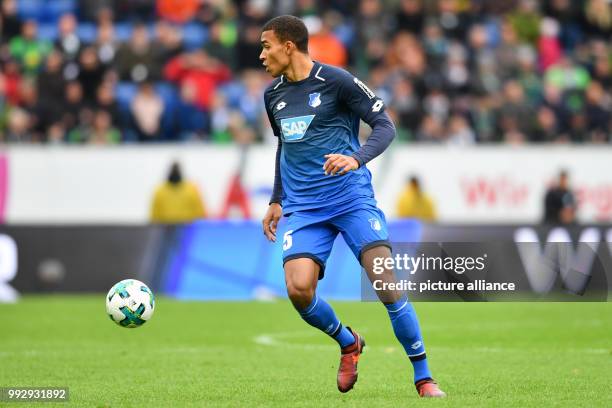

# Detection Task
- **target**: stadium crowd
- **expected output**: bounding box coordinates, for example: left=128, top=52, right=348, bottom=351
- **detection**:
left=0, top=0, right=610, bottom=144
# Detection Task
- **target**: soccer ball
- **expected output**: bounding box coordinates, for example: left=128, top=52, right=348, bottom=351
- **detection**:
left=106, top=279, right=155, bottom=328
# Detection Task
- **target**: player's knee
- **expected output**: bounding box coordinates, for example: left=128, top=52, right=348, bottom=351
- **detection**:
left=284, top=258, right=319, bottom=309
left=286, top=280, right=314, bottom=309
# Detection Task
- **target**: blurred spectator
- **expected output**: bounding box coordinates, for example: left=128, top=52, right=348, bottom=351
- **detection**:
left=204, top=20, right=238, bottom=71
left=308, top=12, right=347, bottom=68
left=497, top=80, right=533, bottom=139
left=391, top=76, right=421, bottom=139
left=68, top=109, right=120, bottom=144
left=446, top=114, right=475, bottom=145
left=94, top=20, right=118, bottom=68
left=115, top=24, right=158, bottom=82
left=37, top=51, right=65, bottom=105
left=396, top=176, right=437, bottom=221
left=114, top=0, right=155, bottom=22
left=516, top=46, right=542, bottom=105
left=77, top=46, right=106, bottom=103
left=423, top=88, right=450, bottom=123
left=164, top=50, right=231, bottom=111
left=542, top=0, right=583, bottom=49
left=568, top=112, right=589, bottom=142
left=295, top=0, right=318, bottom=18
left=395, top=0, right=425, bottom=35
left=156, top=0, right=199, bottom=24
left=150, top=161, right=206, bottom=223
left=152, top=21, right=184, bottom=66
left=543, top=170, right=577, bottom=224
left=1, top=0, right=21, bottom=39
left=56, top=14, right=81, bottom=62
left=236, top=70, right=265, bottom=128
left=2, top=58, right=21, bottom=105
left=176, top=79, right=208, bottom=140
left=583, top=0, right=612, bottom=39
left=422, top=22, right=448, bottom=72
left=508, top=0, right=541, bottom=44
left=130, top=81, right=164, bottom=141
left=95, top=82, right=121, bottom=126
left=591, top=56, right=611, bottom=90
left=416, top=114, right=445, bottom=143
left=434, top=0, right=470, bottom=40
left=210, top=91, right=232, bottom=143
left=79, top=1, right=114, bottom=22
left=0, top=0, right=609, bottom=145
left=46, top=122, right=67, bottom=144
left=386, top=31, right=426, bottom=78
left=494, top=20, right=522, bottom=81
left=237, top=0, right=270, bottom=71
left=9, top=20, right=51, bottom=75
left=356, top=0, right=392, bottom=69
left=470, top=96, right=496, bottom=142
left=544, top=56, right=590, bottom=92
left=584, top=81, right=611, bottom=142
left=533, top=106, right=563, bottom=142
left=18, top=79, right=42, bottom=137
left=538, top=17, right=563, bottom=71
left=61, top=81, right=88, bottom=133
left=36, top=51, right=65, bottom=132
left=5, top=106, right=31, bottom=142
left=444, top=43, right=470, bottom=95
left=227, top=110, right=256, bottom=145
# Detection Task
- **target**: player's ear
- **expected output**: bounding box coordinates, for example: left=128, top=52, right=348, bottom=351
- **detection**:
left=283, top=41, right=294, bottom=55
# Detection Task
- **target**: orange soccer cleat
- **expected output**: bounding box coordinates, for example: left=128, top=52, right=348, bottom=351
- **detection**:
left=415, top=378, right=447, bottom=398
left=337, top=327, right=366, bottom=393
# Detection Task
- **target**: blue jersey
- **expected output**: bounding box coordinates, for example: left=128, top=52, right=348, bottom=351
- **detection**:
left=264, top=61, right=387, bottom=214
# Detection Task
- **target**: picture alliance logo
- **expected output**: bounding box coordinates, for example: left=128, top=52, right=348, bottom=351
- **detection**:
left=514, top=227, right=612, bottom=295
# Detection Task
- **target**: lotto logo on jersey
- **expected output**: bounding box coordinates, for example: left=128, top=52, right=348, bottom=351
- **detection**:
left=280, top=115, right=315, bottom=142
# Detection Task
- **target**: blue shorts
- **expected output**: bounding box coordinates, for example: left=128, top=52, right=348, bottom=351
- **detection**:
left=282, top=201, right=391, bottom=279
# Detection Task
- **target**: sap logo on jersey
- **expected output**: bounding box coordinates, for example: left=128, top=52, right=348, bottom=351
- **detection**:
left=280, top=115, right=315, bottom=142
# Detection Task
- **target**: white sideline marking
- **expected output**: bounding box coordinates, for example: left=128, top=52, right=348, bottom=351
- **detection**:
left=251, top=332, right=610, bottom=355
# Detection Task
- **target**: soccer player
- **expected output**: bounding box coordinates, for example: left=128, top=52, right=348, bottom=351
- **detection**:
left=260, top=15, right=445, bottom=398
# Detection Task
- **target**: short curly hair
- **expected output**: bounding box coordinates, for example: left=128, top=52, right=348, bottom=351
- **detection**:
left=261, top=15, right=309, bottom=53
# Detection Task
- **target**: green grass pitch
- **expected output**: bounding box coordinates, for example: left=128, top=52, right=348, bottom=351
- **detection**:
left=0, top=296, right=610, bottom=407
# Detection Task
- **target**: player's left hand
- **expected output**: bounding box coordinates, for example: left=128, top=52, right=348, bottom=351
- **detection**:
left=323, top=154, right=360, bottom=176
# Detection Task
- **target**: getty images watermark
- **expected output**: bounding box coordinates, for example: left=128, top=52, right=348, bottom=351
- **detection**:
left=361, top=242, right=610, bottom=302
left=370, top=252, right=516, bottom=292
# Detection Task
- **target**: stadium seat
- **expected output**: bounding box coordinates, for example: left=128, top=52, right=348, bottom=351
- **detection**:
left=181, top=23, right=208, bottom=50
left=154, top=82, right=179, bottom=108
left=154, top=82, right=181, bottom=140
left=115, top=82, right=138, bottom=110
left=219, top=81, right=245, bottom=109
left=76, top=23, right=97, bottom=44
left=43, top=0, right=77, bottom=23
left=17, top=0, right=43, bottom=21
left=114, top=23, right=134, bottom=42
left=333, top=24, right=355, bottom=48
left=37, top=23, right=58, bottom=41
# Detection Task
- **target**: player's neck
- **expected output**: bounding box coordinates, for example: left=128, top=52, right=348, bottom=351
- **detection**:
left=283, top=56, right=314, bottom=82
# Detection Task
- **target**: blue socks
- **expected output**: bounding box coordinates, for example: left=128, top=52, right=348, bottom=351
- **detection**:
left=385, top=297, right=432, bottom=383
left=298, top=294, right=355, bottom=348
left=297, top=293, right=432, bottom=383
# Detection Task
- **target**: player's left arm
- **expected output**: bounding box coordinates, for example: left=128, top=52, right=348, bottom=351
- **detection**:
left=323, top=72, right=396, bottom=176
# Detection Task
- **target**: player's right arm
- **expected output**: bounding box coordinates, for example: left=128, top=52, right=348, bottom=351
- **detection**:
left=262, top=92, right=283, bottom=242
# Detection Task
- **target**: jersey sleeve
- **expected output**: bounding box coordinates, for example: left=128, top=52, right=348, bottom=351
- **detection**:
left=264, top=92, right=281, bottom=137
left=337, top=70, right=386, bottom=126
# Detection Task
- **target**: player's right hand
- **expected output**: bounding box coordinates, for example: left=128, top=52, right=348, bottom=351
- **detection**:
left=262, top=203, right=282, bottom=242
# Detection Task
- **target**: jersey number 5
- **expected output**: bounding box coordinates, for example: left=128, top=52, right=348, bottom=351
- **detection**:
left=283, top=230, right=294, bottom=251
